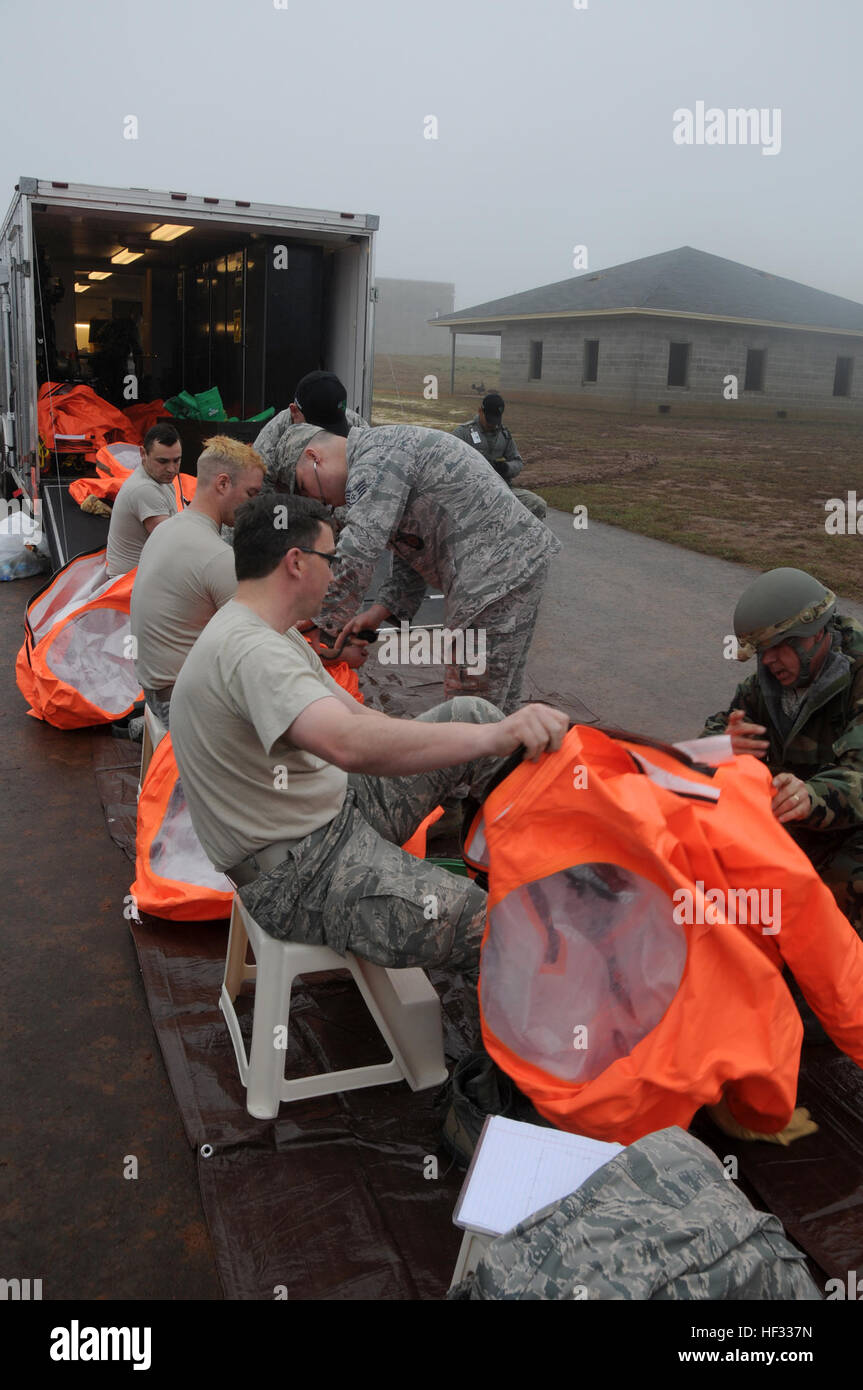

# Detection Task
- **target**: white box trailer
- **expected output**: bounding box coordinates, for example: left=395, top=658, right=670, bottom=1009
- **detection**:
left=0, top=177, right=378, bottom=566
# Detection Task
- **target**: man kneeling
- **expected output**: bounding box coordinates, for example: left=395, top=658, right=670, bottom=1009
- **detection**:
left=170, top=494, right=567, bottom=970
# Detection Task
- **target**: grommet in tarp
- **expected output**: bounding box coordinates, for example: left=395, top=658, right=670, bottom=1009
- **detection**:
left=200, top=1143, right=214, bottom=1158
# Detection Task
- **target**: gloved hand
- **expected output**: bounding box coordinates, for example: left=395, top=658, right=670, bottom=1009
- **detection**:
left=81, top=495, right=113, bottom=518
left=707, top=1096, right=818, bottom=1145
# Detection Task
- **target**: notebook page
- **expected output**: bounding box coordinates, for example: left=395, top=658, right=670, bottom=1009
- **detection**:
left=454, top=1115, right=623, bottom=1236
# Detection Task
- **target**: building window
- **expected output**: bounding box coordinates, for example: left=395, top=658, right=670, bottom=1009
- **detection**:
left=529, top=340, right=543, bottom=380
left=833, top=356, right=854, bottom=397
left=744, top=348, right=766, bottom=392
left=583, top=339, right=599, bottom=383
left=667, top=342, right=690, bottom=388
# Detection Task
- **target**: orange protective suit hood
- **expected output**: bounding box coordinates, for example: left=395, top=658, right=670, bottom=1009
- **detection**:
left=470, top=725, right=863, bottom=1145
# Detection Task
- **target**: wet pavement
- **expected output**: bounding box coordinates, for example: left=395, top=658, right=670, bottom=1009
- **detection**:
left=0, top=573, right=222, bottom=1300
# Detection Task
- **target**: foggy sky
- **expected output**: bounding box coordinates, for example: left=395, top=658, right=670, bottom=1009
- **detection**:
left=2, top=0, right=860, bottom=313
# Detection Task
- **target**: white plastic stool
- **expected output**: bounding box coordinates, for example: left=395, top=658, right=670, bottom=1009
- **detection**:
left=220, top=892, right=449, bottom=1119
left=139, top=704, right=167, bottom=790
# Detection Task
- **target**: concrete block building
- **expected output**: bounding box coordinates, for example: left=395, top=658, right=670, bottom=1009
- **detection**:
left=432, top=247, right=863, bottom=416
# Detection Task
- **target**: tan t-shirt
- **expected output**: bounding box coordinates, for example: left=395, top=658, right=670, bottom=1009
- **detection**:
left=106, top=463, right=177, bottom=577
left=130, top=509, right=237, bottom=689
left=170, top=601, right=349, bottom=871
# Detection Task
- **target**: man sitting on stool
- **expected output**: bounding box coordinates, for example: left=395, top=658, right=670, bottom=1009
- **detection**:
left=170, top=493, right=568, bottom=972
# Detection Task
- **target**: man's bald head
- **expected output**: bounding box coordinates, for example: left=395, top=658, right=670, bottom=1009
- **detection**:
left=293, top=431, right=349, bottom=507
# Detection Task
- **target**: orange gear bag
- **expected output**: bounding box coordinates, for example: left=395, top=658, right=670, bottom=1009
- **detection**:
left=474, top=725, right=863, bottom=1145
left=132, top=733, right=234, bottom=921
left=69, top=475, right=124, bottom=507
left=15, top=549, right=143, bottom=728
left=313, top=654, right=364, bottom=705
left=68, top=442, right=140, bottom=506
left=38, top=382, right=134, bottom=462
left=122, top=399, right=169, bottom=443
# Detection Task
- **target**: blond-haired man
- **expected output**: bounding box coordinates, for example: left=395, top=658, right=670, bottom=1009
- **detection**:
left=130, top=436, right=265, bottom=725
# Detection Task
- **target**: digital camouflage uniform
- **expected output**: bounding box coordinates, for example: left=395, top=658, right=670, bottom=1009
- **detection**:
left=237, top=696, right=504, bottom=967
left=142, top=688, right=172, bottom=729
left=314, top=425, right=560, bottom=714
left=703, top=614, right=863, bottom=932
left=253, top=408, right=368, bottom=491
left=452, top=415, right=547, bottom=521
left=448, top=1126, right=820, bottom=1301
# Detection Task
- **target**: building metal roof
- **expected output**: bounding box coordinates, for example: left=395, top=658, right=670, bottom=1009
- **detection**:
left=434, top=247, right=863, bottom=336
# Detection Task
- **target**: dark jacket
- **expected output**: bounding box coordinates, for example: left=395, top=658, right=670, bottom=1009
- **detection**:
left=703, top=615, right=863, bottom=831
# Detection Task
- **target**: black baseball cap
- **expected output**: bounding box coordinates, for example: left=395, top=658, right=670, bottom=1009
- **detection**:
left=294, top=371, right=350, bottom=437
left=481, top=392, right=505, bottom=423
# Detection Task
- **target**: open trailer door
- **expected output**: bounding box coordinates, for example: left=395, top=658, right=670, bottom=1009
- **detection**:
left=0, top=179, right=39, bottom=502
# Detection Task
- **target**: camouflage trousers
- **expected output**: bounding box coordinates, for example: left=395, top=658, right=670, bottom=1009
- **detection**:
left=143, top=688, right=172, bottom=729
left=512, top=487, right=547, bottom=521
left=791, top=824, right=863, bottom=936
left=448, top=1126, right=821, bottom=1301
left=237, top=696, right=505, bottom=966
left=444, top=559, right=550, bottom=716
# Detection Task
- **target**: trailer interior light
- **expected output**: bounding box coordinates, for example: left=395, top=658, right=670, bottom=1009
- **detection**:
left=111, top=248, right=144, bottom=265
left=74, top=282, right=91, bottom=293
left=150, top=224, right=193, bottom=241
left=88, top=271, right=112, bottom=280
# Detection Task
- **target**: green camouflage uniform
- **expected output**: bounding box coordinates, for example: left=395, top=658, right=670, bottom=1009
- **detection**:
left=237, top=696, right=503, bottom=966
left=254, top=408, right=368, bottom=490
left=703, top=614, right=863, bottom=930
left=448, top=1126, right=820, bottom=1301
left=452, top=415, right=547, bottom=520
left=314, top=424, right=560, bottom=714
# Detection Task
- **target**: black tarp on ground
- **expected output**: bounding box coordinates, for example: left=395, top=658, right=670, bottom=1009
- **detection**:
left=90, top=657, right=863, bottom=1297
left=129, top=915, right=477, bottom=1300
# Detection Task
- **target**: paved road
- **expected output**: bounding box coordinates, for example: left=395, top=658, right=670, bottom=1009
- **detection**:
left=528, top=509, right=863, bottom=742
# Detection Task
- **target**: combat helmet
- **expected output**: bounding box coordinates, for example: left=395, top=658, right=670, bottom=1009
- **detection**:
left=733, top=568, right=836, bottom=662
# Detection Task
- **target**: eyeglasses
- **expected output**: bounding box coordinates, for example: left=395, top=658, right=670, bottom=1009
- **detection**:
left=297, top=547, right=341, bottom=570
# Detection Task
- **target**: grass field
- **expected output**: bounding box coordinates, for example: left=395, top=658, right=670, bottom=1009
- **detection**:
left=372, top=354, right=863, bottom=600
